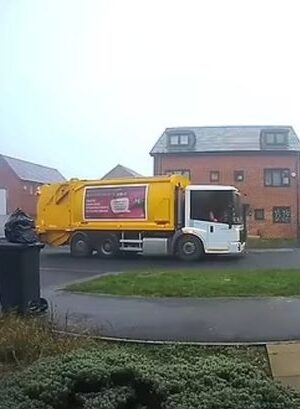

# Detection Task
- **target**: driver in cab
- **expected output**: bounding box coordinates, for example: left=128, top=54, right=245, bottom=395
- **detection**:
left=208, top=210, right=219, bottom=222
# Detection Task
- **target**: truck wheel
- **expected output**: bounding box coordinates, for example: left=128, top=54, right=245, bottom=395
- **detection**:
left=97, top=235, right=119, bottom=258
left=177, top=235, right=204, bottom=261
left=70, top=233, right=92, bottom=257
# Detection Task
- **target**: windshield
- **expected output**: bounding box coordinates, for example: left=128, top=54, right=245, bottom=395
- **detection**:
left=190, top=189, right=242, bottom=225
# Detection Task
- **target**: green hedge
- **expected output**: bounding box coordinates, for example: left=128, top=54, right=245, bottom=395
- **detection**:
left=1, top=348, right=299, bottom=409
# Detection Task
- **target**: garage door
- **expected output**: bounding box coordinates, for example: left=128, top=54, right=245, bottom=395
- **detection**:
left=0, top=189, right=7, bottom=215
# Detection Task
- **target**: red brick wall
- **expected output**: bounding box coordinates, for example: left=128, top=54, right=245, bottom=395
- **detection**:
left=19, top=181, right=41, bottom=217
left=0, top=157, right=39, bottom=217
left=154, top=153, right=300, bottom=239
left=0, top=157, right=21, bottom=214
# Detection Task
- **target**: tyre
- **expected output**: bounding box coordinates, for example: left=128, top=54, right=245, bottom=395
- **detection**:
left=97, top=235, right=119, bottom=258
left=70, top=233, right=92, bottom=257
left=176, top=234, right=204, bottom=261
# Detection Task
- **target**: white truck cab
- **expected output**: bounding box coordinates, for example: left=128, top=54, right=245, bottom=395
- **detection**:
left=178, top=185, right=245, bottom=258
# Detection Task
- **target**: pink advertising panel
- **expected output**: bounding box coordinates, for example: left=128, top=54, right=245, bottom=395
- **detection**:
left=84, top=185, right=147, bottom=220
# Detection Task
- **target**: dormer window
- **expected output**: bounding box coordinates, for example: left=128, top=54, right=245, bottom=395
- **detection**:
left=265, top=133, right=287, bottom=145
left=169, top=134, right=189, bottom=146
left=167, top=131, right=195, bottom=149
left=169, top=135, right=179, bottom=145
left=261, top=129, right=288, bottom=148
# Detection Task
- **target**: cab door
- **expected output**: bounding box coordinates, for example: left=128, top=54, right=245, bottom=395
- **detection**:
left=185, top=188, right=231, bottom=252
left=207, top=221, right=231, bottom=251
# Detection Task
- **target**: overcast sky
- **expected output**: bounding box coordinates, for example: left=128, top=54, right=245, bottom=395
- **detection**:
left=0, top=0, right=300, bottom=179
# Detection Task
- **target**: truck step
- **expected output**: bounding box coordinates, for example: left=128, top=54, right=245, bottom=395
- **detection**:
left=120, top=247, right=142, bottom=252
left=120, top=239, right=143, bottom=244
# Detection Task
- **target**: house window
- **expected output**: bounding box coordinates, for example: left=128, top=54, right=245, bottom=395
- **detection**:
left=273, top=207, right=291, bottom=223
left=234, top=170, right=244, bottom=182
left=164, top=169, right=191, bottom=179
left=264, top=169, right=290, bottom=187
left=210, top=171, right=220, bottom=182
left=169, top=135, right=179, bottom=145
left=178, top=134, right=189, bottom=145
left=168, top=134, right=190, bottom=146
left=254, top=209, right=264, bottom=220
left=261, top=130, right=288, bottom=146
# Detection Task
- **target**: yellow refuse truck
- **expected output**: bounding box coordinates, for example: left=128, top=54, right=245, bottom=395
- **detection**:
left=37, top=175, right=245, bottom=260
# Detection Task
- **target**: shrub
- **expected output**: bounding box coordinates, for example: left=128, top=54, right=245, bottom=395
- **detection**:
left=1, top=348, right=299, bottom=409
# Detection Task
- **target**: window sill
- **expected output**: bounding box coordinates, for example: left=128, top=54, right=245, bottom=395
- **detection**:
left=264, top=185, right=291, bottom=188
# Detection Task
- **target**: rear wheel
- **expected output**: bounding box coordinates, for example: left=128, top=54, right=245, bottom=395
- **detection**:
left=97, top=235, right=119, bottom=258
left=177, top=235, right=204, bottom=261
left=70, top=233, right=92, bottom=257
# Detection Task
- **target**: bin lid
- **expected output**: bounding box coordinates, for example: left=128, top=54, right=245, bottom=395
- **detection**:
left=0, top=239, right=45, bottom=249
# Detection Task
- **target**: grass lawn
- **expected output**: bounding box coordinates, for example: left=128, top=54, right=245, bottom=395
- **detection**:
left=66, top=269, right=300, bottom=298
left=247, top=238, right=299, bottom=249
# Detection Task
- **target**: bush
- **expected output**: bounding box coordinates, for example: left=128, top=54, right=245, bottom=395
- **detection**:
left=1, top=348, right=299, bottom=409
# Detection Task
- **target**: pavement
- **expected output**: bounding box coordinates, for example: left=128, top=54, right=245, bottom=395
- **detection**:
left=38, top=246, right=300, bottom=343
left=44, top=290, right=300, bottom=342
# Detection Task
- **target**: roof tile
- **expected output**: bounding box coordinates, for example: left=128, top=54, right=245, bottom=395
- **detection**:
left=150, top=126, right=300, bottom=154
left=1, top=155, right=65, bottom=184
left=101, top=164, right=142, bottom=180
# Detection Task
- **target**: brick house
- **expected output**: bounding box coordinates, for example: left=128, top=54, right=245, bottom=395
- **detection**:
left=0, top=154, right=65, bottom=218
left=150, top=126, right=300, bottom=239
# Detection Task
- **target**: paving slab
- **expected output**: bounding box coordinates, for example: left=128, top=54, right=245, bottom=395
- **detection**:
left=267, top=343, right=300, bottom=390
left=276, top=376, right=300, bottom=390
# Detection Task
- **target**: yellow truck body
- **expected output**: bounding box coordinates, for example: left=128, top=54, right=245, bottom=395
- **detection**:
left=37, top=175, right=190, bottom=246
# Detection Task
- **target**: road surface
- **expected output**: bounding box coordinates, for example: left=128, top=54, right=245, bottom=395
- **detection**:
left=40, top=246, right=300, bottom=288
left=37, top=247, right=300, bottom=342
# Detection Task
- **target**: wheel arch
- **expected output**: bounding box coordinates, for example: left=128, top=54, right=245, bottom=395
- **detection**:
left=171, top=229, right=206, bottom=255
left=70, top=231, right=93, bottom=257
left=96, top=232, right=120, bottom=258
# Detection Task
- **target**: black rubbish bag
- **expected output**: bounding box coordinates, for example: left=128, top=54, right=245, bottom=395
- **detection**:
left=4, top=209, right=39, bottom=244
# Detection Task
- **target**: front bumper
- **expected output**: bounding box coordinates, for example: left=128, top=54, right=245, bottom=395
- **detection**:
left=229, top=241, right=246, bottom=254
left=205, top=241, right=246, bottom=255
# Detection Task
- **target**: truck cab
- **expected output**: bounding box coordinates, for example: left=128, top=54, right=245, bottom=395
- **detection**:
left=173, top=185, right=245, bottom=260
